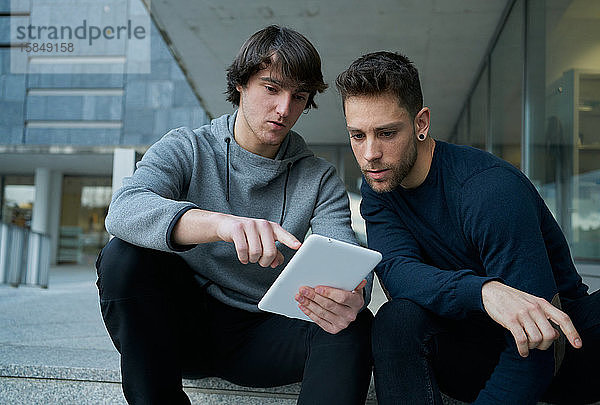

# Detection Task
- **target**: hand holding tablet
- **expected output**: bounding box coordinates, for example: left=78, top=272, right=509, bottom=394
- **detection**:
left=258, top=234, right=382, bottom=323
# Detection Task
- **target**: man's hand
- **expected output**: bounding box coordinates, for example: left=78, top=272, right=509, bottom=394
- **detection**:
left=295, top=279, right=367, bottom=334
left=173, top=209, right=301, bottom=267
left=215, top=214, right=301, bottom=268
left=481, top=281, right=582, bottom=357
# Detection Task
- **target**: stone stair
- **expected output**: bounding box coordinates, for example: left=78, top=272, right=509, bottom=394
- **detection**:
left=0, top=363, right=379, bottom=404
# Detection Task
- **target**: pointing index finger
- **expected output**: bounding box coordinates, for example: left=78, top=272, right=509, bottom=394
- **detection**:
left=546, top=305, right=582, bottom=349
left=271, top=224, right=301, bottom=250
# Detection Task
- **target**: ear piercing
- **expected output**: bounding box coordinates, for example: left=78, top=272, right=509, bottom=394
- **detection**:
left=418, top=133, right=426, bottom=141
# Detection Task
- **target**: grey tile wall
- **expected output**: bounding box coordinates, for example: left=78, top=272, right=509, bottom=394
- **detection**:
left=24, top=128, right=70, bottom=145
left=25, top=128, right=121, bottom=145
left=26, top=95, right=123, bottom=121
left=1, top=1, right=30, bottom=14
left=0, top=101, right=24, bottom=126
left=0, top=49, right=26, bottom=145
left=0, top=0, right=209, bottom=148
left=0, top=16, right=10, bottom=44
left=119, top=21, right=209, bottom=145
left=27, top=74, right=125, bottom=88
left=3, top=75, right=25, bottom=101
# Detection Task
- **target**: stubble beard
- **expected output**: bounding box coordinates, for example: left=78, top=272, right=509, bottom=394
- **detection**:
left=363, top=134, right=418, bottom=193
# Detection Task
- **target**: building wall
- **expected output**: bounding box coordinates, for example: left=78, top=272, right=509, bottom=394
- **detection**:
left=0, top=2, right=209, bottom=147
left=0, top=0, right=210, bottom=265
left=451, top=0, right=600, bottom=264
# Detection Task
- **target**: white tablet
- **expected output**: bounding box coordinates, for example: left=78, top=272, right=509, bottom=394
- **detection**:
left=258, top=234, right=382, bottom=321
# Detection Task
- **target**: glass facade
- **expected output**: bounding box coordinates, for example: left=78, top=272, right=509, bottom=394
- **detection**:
left=1, top=175, right=35, bottom=228
left=58, top=176, right=112, bottom=265
left=454, top=0, right=600, bottom=261
left=490, top=0, right=524, bottom=168
left=0, top=0, right=210, bottom=265
left=469, top=66, right=489, bottom=151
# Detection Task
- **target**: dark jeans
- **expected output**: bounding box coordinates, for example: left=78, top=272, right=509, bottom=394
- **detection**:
left=372, top=294, right=600, bottom=405
left=96, top=238, right=373, bottom=405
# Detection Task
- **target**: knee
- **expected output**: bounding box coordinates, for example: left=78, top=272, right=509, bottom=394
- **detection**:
left=372, top=299, right=432, bottom=351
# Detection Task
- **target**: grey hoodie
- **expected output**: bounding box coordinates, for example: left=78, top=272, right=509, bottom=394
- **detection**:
left=106, top=112, right=372, bottom=312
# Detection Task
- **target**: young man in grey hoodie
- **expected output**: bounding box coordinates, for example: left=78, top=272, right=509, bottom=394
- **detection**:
left=96, top=25, right=373, bottom=405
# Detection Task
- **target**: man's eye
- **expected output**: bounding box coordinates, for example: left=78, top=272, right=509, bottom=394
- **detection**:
left=381, top=131, right=395, bottom=138
left=265, top=86, right=277, bottom=92
left=294, top=94, right=307, bottom=101
left=350, top=133, right=365, bottom=140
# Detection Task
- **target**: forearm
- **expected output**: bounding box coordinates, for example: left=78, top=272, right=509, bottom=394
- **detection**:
left=171, top=208, right=227, bottom=245
left=377, top=259, right=496, bottom=319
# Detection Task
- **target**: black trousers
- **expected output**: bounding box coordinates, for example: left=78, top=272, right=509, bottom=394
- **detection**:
left=96, top=238, right=373, bottom=405
left=372, top=294, right=600, bottom=405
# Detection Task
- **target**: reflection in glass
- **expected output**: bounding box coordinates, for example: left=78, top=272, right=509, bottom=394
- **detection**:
left=469, top=66, right=488, bottom=151
left=59, top=176, right=111, bottom=264
left=1, top=176, right=35, bottom=229
left=490, top=0, right=523, bottom=169
left=542, top=0, right=600, bottom=260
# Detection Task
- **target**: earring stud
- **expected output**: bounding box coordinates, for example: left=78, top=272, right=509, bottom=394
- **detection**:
left=418, top=133, right=426, bottom=141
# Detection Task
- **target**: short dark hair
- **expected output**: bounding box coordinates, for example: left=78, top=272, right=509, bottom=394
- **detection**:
left=226, top=25, right=328, bottom=109
left=335, top=51, right=423, bottom=118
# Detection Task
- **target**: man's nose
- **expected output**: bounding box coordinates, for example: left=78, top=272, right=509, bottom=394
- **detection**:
left=276, top=94, right=292, bottom=118
left=364, top=138, right=383, bottom=161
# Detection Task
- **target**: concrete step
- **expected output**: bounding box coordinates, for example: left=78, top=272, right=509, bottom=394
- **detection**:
left=0, top=364, right=376, bottom=404
left=0, top=377, right=300, bottom=405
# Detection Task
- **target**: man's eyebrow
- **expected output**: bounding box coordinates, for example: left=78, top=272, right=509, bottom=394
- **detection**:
left=260, top=77, right=283, bottom=86
left=375, top=122, right=404, bottom=131
left=260, top=77, right=309, bottom=93
left=347, top=122, right=404, bottom=132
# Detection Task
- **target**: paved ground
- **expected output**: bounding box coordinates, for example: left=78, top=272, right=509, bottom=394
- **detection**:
left=0, top=264, right=386, bottom=404
left=1, top=263, right=598, bottom=404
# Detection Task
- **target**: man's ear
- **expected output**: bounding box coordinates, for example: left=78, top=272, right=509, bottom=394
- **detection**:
left=414, top=107, right=431, bottom=137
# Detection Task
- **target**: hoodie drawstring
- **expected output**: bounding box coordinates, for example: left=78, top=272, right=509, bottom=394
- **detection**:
left=225, top=137, right=231, bottom=202
left=279, top=162, right=292, bottom=225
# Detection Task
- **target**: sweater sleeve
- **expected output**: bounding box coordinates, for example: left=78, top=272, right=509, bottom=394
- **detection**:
left=361, top=183, right=496, bottom=319
left=459, top=167, right=558, bottom=302
left=105, top=127, right=199, bottom=252
left=309, top=165, right=374, bottom=307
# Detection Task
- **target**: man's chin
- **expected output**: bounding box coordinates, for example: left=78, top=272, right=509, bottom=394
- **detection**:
left=365, top=178, right=396, bottom=194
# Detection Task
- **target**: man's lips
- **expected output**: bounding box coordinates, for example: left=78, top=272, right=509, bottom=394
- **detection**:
left=268, top=120, right=286, bottom=128
left=364, top=169, right=389, bottom=180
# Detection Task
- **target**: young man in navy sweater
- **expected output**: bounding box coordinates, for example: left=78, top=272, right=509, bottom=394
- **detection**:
left=336, top=51, right=599, bottom=404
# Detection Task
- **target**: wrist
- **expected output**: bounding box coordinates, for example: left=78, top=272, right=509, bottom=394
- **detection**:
left=174, top=209, right=227, bottom=244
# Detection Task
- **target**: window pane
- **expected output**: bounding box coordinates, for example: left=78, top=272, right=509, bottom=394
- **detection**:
left=469, top=66, right=488, bottom=150
left=540, top=0, right=600, bottom=260
left=456, top=109, right=469, bottom=145
left=59, top=176, right=111, bottom=264
left=344, top=149, right=363, bottom=195
left=1, top=176, right=35, bottom=228
left=490, top=0, right=524, bottom=169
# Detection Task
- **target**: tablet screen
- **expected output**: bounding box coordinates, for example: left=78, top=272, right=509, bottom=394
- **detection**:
left=258, top=234, right=382, bottom=321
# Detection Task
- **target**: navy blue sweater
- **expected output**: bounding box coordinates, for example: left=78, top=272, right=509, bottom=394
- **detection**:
left=361, top=141, right=588, bottom=320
